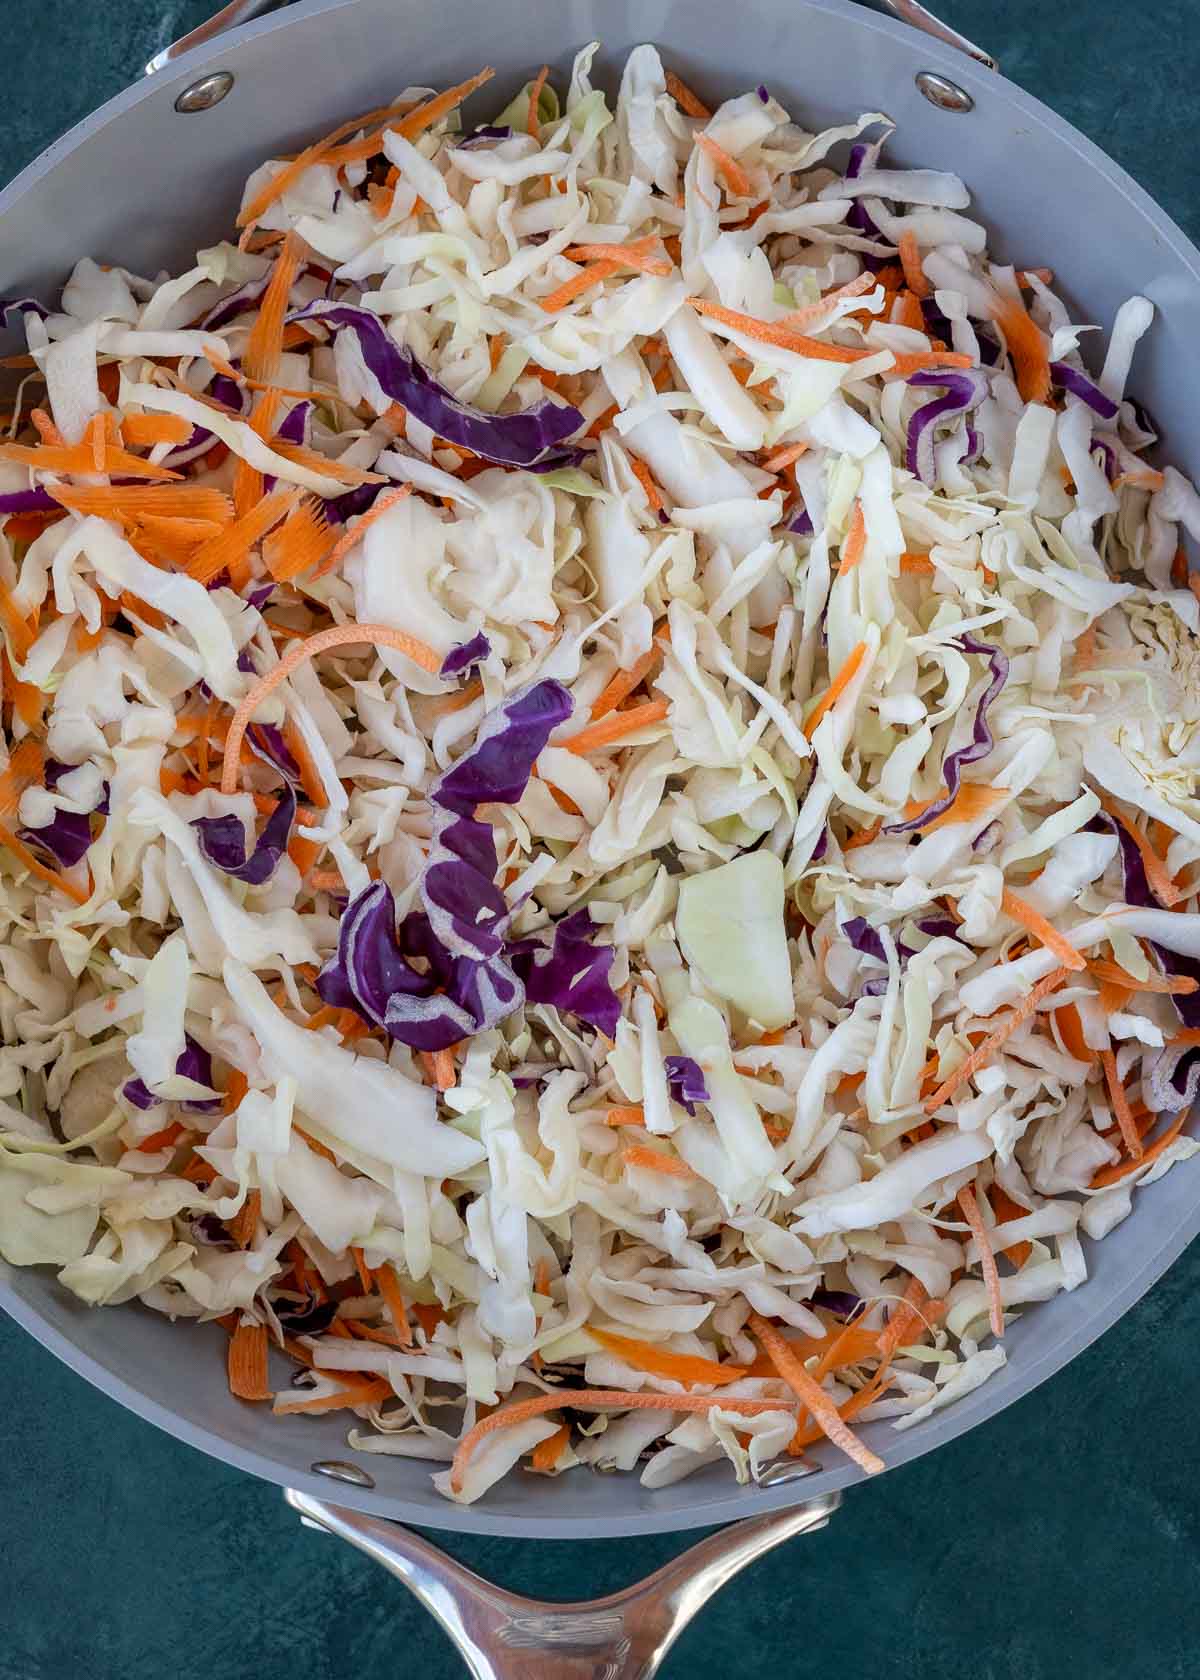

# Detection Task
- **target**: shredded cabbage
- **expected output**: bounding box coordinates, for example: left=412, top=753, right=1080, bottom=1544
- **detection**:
left=1, top=45, right=1194, bottom=1508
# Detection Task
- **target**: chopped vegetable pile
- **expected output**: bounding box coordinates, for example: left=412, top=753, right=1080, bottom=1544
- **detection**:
left=2, top=45, right=1199, bottom=1505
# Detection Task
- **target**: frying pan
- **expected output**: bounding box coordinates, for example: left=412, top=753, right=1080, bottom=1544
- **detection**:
left=3, top=2, right=1199, bottom=1672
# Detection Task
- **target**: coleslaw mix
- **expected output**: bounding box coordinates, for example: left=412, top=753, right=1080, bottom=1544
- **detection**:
left=0, top=46, right=1198, bottom=1502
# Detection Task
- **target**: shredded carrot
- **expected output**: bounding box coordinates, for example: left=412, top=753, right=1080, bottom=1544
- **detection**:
left=227, top=1189, right=262, bottom=1250
left=186, top=487, right=298, bottom=587
left=49, top=484, right=236, bottom=523
left=29, top=408, right=64, bottom=445
left=888, top=349, right=975, bottom=377
left=562, top=238, right=672, bottom=277
left=991, top=292, right=1050, bottom=404
left=0, top=439, right=181, bottom=482
left=988, top=1185, right=1033, bottom=1268
left=539, top=258, right=623, bottom=313
left=1000, top=887, right=1086, bottom=972
left=449, top=1389, right=794, bottom=1493
left=605, top=1104, right=645, bottom=1127
left=0, top=586, right=37, bottom=665
left=263, top=496, right=334, bottom=582
left=1113, top=467, right=1166, bottom=491
left=273, top=1378, right=391, bottom=1415
left=131, top=513, right=224, bottom=568
left=904, top=783, right=1009, bottom=834
left=309, top=486, right=411, bottom=581
left=622, top=1145, right=697, bottom=1178
left=688, top=296, right=873, bottom=361
left=924, top=966, right=1073, bottom=1113
left=227, top=1322, right=271, bottom=1401
left=760, top=441, right=809, bottom=474
left=1090, top=1112, right=1187, bottom=1188
left=221, top=621, right=440, bottom=794
left=430, top=1046, right=458, bottom=1090
left=694, top=133, right=753, bottom=198
left=525, top=64, right=550, bottom=136
left=899, top=551, right=935, bottom=575
left=347, top=1245, right=371, bottom=1294
left=898, top=230, right=932, bottom=299
left=373, top=1263, right=414, bottom=1347
left=804, top=640, right=868, bottom=739
left=875, top=1277, right=942, bottom=1368
left=237, top=74, right=494, bottom=231
left=134, top=1119, right=187, bottom=1154
left=122, top=412, right=191, bottom=448
left=269, top=440, right=384, bottom=487
left=839, top=501, right=866, bottom=572
left=664, top=70, right=711, bottom=118
left=779, top=272, right=877, bottom=334
left=957, top=1186, right=1004, bottom=1338
left=232, top=388, right=281, bottom=520
left=530, top=1421, right=571, bottom=1472
left=589, top=649, right=660, bottom=722
left=562, top=698, right=670, bottom=755
left=1054, top=1002, right=1094, bottom=1063
left=626, top=453, right=666, bottom=515
left=590, top=1327, right=748, bottom=1387
left=1100, top=1048, right=1143, bottom=1160
left=1098, top=798, right=1187, bottom=907
left=747, top=1311, right=884, bottom=1475
left=892, top=290, right=925, bottom=333
left=1089, top=959, right=1196, bottom=996
left=223, top=1068, right=249, bottom=1116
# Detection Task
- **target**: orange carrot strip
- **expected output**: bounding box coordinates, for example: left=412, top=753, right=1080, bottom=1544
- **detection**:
left=350, top=1246, right=372, bottom=1294
left=989, top=1185, right=1034, bottom=1267
left=605, top=1104, right=645, bottom=1127
left=778, top=272, right=877, bottom=333
left=263, top=496, right=334, bottom=582
left=122, top=413, right=192, bottom=447
left=1090, top=1112, right=1187, bottom=1188
left=134, top=1119, right=187, bottom=1154
left=0, top=440, right=182, bottom=481
left=1098, top=798, right=1188, bottom=907
left=0, top=585, right=37, bottom=663
left=269, top=441, right=384, bottom=486
left=1113, top=467, right=1166, bottom=491
left=664, top=70, right=711, bottom=118
left=223, top=1068, right=249, bottom=1116
left=899, top=551, right=935, bottom=575
left=562, top=698, right=670, bottom=755
left=627, top=454, right=666, bottom=514
left=1000, top=887, right=1086, bottom=972
left=526, top=64, right=550, bottom=135
left=589, top=647, right=661, bottom=721
left=282, top=723, right=327, bottom=810
left=1055, top=1003, right=1094, bottom=1063
left=958, top=1186, right=1004, bottom=1338
left=694, top=133, right=753, bottom=198
left=227, top=1189, right=262, bottom=1250
left=539, top=258, right=623, bottom=313
left=747, top=1311, right=884, bottom=1475
left=991, top=292, right=1050, bottom=404
left=131, top=514, right=224, bottom=567
left=839, top=501, right=866, bottom=572
left=237, top=75, right=494, bottom=229
left=530, top=1421, right=571, bottom=1472
left=903, top=783, right=1009, bottom=834
left=449, top=1389, right=794, bottom=1493
left=29, top=409, right=64, bottom=445
left=221, top=621, right=440, bottom=794
left=898, top=230, right=932, bottom=299
left=688, top=296, right=874, bottom=361
left=308, top=486, right=411, bottom=581
left=562, top=239, right=672, bottom=277
left=760, top=441, right=810, bottom=473
left=924, top=966, right=1073, bottom=1113
left=273, top=1378, right=391, bottom=1416
left=430, top=1046, right=457, bottom=1090
left=888, top=350, right=975, bottom=377
left=374, top=1264, right=414, bottom=1347
left=875, top=1277, right=939, bottom=1367
left=232, top=388, right=281, bottom=521
left=227, top=1322, right=271, bottom=1401
left=590, top=1327, right=748, bottom=1387
left=49, top=484, right=235, bottom=522
left=186, top=487, right=298, bottom=586
left=622, top=1145, right=697, bottom=1179
left=804, top=640, right=868, bottom=739
left=1100, top=1048, right=1143, bottom=1160
left=1088, top=959, right=1197, bottom=996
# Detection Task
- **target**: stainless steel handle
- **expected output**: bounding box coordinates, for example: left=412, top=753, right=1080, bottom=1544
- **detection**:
left=145, top=0, right=996, bottom=80
left=144, top=0, right=285, bottom=74
left=876, top=0, right=997, bottom=71
left=286, top=1487, right=841, bottom=1680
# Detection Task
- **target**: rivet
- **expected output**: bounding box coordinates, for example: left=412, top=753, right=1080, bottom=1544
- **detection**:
left=914, top=70, right=975, bottom=113
left=311, top=1459, right=376, bottom=1489
left=174, top=71, right=236, bottom=113
left=756, top=1460, right=816, bottom=1487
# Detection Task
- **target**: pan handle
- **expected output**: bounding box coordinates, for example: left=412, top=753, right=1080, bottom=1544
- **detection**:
left=286, top=1486, right=841, bottom=1680
left=144, top=0, right=285, bottom=74
left=145, top=0, right=996, bottom=79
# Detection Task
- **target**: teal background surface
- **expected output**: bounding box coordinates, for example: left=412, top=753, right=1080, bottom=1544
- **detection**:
left=2, top=4, right=1200, bottom=1676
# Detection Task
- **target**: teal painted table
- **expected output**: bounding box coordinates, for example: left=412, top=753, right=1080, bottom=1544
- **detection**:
left=3, top=4, right=1200, bottom=1677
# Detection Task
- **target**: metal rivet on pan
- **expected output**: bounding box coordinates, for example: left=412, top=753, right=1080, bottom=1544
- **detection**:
left=311, top=1459, right=377, bottom=1489
left=174, top=71, right=235, bottom=113
left=756, top=1461, right=816, bottom=1487
left=915, top=71, right=974, bottom=113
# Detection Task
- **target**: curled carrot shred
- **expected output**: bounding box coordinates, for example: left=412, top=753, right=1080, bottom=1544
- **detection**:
left=747, top=1311, right=884, bottom=1475
left=957, top=1186, right=1004, bottom=1338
